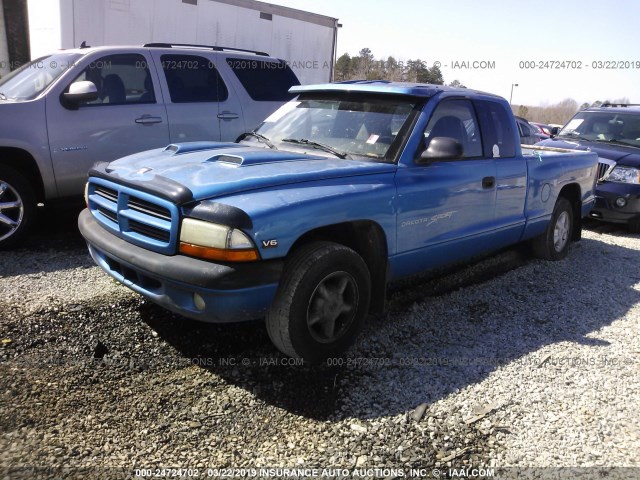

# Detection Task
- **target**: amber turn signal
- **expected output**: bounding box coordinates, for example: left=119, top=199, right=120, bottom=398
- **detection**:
left=179, top=242, right=259, bottom=262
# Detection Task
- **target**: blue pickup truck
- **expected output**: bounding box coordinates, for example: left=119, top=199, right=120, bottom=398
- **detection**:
left=78, top=81, right=598, bottom=362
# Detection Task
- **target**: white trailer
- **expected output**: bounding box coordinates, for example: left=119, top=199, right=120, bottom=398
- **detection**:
left=26, top=0, right=339, bottom=83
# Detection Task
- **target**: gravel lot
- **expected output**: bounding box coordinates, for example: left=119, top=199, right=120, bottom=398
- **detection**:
left=1, top=207, right=639, bottom=480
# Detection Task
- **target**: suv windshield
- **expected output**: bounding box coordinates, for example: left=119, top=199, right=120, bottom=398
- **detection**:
left=246, top=93, right=420, bottom=162
left=0, top=53, right=83, bottom=101
left=558, top=110, right=640, bottom=148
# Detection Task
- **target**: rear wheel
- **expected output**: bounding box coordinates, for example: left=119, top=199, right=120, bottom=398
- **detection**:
left=266, top=242, right=371, bottom=363
left=0, top=165, right=36, bottom=250
left=532, top=197, right=573, bottom=260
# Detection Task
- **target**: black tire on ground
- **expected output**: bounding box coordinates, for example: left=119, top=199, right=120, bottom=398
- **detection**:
left=266, top=241, right=371, bottom=363
left=0, top=165, right=36, bottom=250
left=532, top=196, right=574, bottom=261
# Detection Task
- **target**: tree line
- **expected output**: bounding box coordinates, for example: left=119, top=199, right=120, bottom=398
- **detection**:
left=514, top=97, right=631, bottom=126
left=335, top=48, right=464, bottom=87
left=333, top=48, right=631, bottom=127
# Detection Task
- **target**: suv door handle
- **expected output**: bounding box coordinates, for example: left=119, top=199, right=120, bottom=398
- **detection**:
left=217, top=111, right=240, bottom=120
left=482, top=176, right=495, bottom=189
left=135, top=115, right=163, bottom=125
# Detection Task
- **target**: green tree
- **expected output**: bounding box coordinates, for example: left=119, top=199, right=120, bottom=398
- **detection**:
left=426, top=65, right=444, bottom=85
left=448, top=79, right=466, bottom=88
left=356, top=48, right=374, bottom=78
left=405, top=59, right=428, bottom=82
left=384, top=56, right=403, bottom=81
left=335, top=53, right=351, bottom=81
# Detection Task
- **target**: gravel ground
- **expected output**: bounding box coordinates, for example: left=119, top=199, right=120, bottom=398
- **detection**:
left=1, top=207, right=639, bottom=480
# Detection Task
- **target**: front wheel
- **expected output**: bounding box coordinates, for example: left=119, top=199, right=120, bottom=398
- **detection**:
left=0, top=166, right=36, bottom=250
left=266, top=242, right=371, bottom=363
left=532, top=197, right=573, bottom=261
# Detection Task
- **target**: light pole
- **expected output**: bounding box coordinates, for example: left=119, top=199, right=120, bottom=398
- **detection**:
left=509, top=83, right=519, bottom=105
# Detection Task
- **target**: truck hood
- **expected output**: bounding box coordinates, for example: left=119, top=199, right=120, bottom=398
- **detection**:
left=536, top=137, right=640, bottom=167
left=98, top=142, right=397, bottom=203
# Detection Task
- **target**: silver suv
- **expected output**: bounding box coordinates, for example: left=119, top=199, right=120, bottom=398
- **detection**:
left=0, top=43, right=299, bottom=248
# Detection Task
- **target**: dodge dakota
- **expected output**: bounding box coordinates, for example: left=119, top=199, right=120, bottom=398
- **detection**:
left=78, top=81, right=599, bottom=362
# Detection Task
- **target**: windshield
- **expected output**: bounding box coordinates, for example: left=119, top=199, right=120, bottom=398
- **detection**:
left=245, top=93, right=420, bottom=162
left=0, top=53, right=83, bottom=101
left=558, top=111, right=640, bottom=148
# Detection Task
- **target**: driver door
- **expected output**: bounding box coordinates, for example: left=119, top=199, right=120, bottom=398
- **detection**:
left=394, top=98, right=497, bottom=276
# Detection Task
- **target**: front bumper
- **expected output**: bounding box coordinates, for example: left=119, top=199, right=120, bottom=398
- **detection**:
left=78, top=209, right=282, bottom=323
left=589, top=181, right=640, bottom=225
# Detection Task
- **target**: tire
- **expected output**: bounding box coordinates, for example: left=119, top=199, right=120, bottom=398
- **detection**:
left=628, top=220, right=640, bottom=235
left=0, top=165, right=36, bottom=250
left=532, top=197, right=573, bottom=261
left=266, top=241, right=371, bottom=363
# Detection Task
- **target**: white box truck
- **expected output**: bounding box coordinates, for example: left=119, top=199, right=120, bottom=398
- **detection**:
left=26, top=0, right=339, bottom=84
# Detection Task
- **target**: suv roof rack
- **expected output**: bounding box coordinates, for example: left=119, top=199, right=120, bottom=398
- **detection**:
left=144, top=43, right=269, bottom=57
left=600, top=103, right=640, bottom=108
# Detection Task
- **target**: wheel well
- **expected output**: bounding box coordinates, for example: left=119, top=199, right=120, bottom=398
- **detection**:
left=289, top=221, right=389, bottom=314
left=0, top=148, right=45, bottom=202
left=558, top=183, right=582, bottom=241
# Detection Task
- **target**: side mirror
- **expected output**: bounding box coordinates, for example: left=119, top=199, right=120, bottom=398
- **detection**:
left=417, top=137, right=463, bottom=163
left=61, top=81, right=99, bottom=109
left=550, top=126, right=559, bottom=137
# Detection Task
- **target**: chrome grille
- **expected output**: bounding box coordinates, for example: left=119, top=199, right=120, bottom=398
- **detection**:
left=597, top=160, right=616, bottom=181
left=87, top=180, right=178, bottom=254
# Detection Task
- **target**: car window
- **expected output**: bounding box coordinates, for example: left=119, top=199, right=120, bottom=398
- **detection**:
left=518, top=119, right=532, bottom=136
left=423, top=99, right=483, bottom=158
left=227, top=57, right=299, bottom=101
left=0, top=53, right=82, bottom=101
left=161, top=54, right=228, bottom=103
left=70, top=54, right=154, bottom=106
left=559, top=111, right=640, bottom=146
left=474, top=100, right=516, bottom=158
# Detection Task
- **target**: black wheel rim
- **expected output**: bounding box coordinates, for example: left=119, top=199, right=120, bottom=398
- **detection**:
left=0, top=181, right=24, bottom=242
left=306, top=271, right=359, bottom=343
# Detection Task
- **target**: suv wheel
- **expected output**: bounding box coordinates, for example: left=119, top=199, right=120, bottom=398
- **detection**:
left=0, top=166, right=36, bottom=249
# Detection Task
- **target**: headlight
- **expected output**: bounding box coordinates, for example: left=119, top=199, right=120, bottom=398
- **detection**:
left=607, top=166, right=640, bottom=184
left=179, top=218, right=259, bottom=262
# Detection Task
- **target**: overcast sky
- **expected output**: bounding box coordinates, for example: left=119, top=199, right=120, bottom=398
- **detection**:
left=272, top=0, right=639, bottom=107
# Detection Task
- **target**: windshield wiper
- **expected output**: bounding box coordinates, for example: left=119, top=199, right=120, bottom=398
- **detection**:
left=242, top=132, right=277, bottom=149
left=282, top=138, right=350, bottom=159
left=596, top=138, right=639, bottom=148
left=559, top=132, right=591, bottom=142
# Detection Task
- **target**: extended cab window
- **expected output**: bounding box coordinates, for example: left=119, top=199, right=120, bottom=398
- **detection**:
left=70, top=54, right=155, bottom=105
left=161, top=54, right=228, bottom=103
left=227, top=57, right=299, bottom=101
left=423, top=99, right=483, bottom=158
left=474, top=100, right=516, bottom=158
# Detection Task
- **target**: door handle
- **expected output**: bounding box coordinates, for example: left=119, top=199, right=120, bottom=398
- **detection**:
left=217, top=111, right=240, bottom=120
left=482, top=176, right=495, bottom=189
left=135, top=115, right=163, bottom=125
